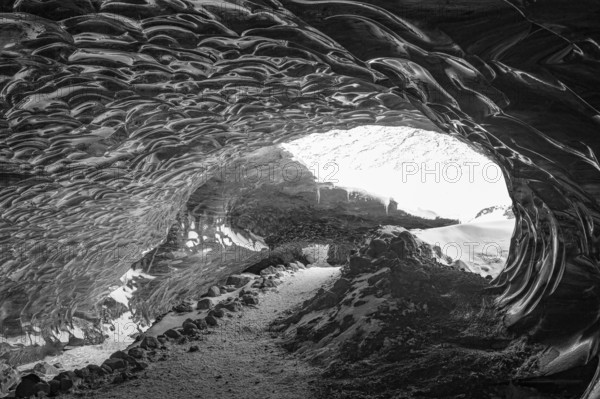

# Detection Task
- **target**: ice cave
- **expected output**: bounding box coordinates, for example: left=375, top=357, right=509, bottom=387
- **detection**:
left=0, top=0, right=599, bottom=398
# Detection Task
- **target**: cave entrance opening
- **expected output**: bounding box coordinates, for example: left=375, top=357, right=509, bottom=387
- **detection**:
left=281, top=124, right=516, bottom=279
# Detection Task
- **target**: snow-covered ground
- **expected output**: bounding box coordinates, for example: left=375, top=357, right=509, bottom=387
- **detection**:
left=282, top=125, right=512, bottom=222
left=412, top=219, right=515, bottom=278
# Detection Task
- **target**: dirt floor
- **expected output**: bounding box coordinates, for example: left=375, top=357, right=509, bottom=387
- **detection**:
left=62, top=267, right=340, bottom=399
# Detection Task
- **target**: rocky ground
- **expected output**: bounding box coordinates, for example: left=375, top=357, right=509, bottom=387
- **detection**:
left=1, top=228, right=593, bottom=398
left=272, top=228, right=591, bottom=399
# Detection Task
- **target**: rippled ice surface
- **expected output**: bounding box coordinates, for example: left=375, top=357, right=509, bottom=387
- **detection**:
left=1, top=1, right=600, bottom=391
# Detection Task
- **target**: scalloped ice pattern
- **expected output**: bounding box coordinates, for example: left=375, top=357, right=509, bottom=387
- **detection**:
left=1, top=0, right=600, bottom=393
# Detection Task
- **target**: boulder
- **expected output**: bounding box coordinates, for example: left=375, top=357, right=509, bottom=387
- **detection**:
left=173, top=301, right=194, bottom=313
left=182, top=321, right=200, bottom=336
left=193, top=318, right=208, bottom=330
left=128, top=347, right=146, bottom=359
left=57, top=377, right=73, bottom=392
left=139, top=335, right=160, bottom=350
left=197, top=298, right=213, bottom=310
left=226, top=275, right=253, bottom=288
left=53, top=371, right=78, bottom=391
left=102, top=358, right=127, bottom=372
left=74, top=367, right=90, bottom=379
left=164, top=328, right=182, bottom=339
left=210, top=308, right=225, bottom=318
left=207, top=285, right=221, bottom=297
left=15, top=374, right=49, bottom=398
left=205, top=315, right=218, bottom=326
left=49, top=379, right=61, bottom=396
left=110, top=350, right=136, bottom=366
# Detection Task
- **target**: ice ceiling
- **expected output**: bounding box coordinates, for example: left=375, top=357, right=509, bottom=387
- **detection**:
left=1, top=0, right=600, bottom=390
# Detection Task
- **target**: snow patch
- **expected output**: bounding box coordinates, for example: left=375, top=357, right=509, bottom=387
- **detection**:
left=412, top=220, right=515, bottom=278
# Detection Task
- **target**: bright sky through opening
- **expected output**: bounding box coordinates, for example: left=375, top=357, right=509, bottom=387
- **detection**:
left=282, top=125, right=512, bottom=223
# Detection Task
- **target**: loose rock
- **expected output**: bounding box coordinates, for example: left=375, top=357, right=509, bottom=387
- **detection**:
left=165, top=329, right=183, bottom=339
left=193, top=318, right=208, bottom=330
left=197, top=298, right=213, bottom=310
left=48, top=380, right=60, bottom=396
left=110, top=350, right=137, bottom=366
left=242, top=294, right=259, bottom=305
left=182, top=321, right=200, bottom=336
left=15, top=373, right=42, bottom=398
left=173, top=301, right=194, bottom=313
left=128, top=347, right=146, bottom=359
left=54, top=371, right=78, bottom=391
left=140, top=335, right=160, bottom=350
left=207, top=286, right=221, bottom=297
left=102, top=358, right=127, bottom=372
left=210, top=308, right=225, bottom=318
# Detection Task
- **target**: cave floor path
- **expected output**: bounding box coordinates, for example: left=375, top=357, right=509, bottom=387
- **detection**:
left=68, top=266, right=340, bottom=399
